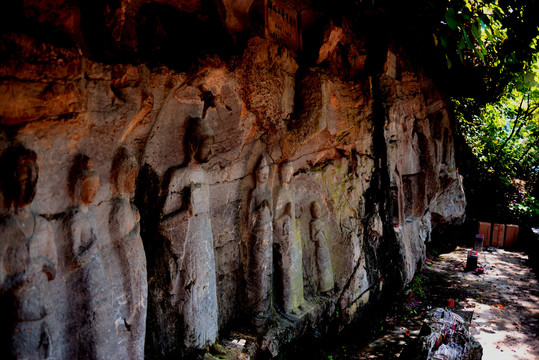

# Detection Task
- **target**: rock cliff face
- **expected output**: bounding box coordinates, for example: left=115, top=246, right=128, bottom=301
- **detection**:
left=0, top=1, right=465, bottom=358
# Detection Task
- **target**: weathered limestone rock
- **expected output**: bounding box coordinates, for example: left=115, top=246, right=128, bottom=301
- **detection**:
left=0, top=146, right=57, bottom=359
left=430, top=173, right=467, bottom=226
left=316, top=19, right=367, bottom=78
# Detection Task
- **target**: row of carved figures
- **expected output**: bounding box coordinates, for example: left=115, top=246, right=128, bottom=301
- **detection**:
left=0, top=146, right=146, bottom=359
left=0, top=117, right=335, bottom=358
left=247, top=157, right=335, bottom=329
left=156, top=117, right=335, bottom=349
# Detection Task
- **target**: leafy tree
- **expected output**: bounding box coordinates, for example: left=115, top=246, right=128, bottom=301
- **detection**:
left=433, top=0, right=539, bottom=101
left=456, top=66, right=539, bottom=226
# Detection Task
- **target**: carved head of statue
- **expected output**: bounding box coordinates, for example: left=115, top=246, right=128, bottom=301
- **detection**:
left=1, top=146, right=38, bottom=209
left=186, top=117, right=215, bottom=164
left=69, top=154, right=99, bottom=206
left=279, top=161, right=294, bottom=185
left=111, top=147, right=138, bottom=195
left=81, top=170, right=99, bottom=206
left=255, top=156, right=269, bottom=184
left=311, top=201, right=321, bottom=219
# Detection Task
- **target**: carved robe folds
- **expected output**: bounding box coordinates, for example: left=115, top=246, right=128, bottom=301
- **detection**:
left=110, top=198, right=147, bottom=359
left=247, top=187, right=273, bottom=325
left=0, top=214, right=57, bottom=359
left=66, top=206, right=115, bottom=359
left=273, top=163, right=305, bottom=316
left=310, top=216, right=334, bottom=293
left=159, top=165, right=218, bottom=349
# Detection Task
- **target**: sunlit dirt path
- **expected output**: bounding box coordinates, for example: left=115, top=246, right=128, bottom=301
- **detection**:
left=428, top=247, right=539, bottom=359
left=299, top=246, right=539, bottom=359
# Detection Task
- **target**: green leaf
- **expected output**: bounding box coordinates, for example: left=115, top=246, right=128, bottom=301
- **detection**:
left=485, top=27, right=494, bottom=43
left=458, top=37, right=466, bottom=50
left=475, top=46, right=486, bottom=63
left=445, top=8, right=458, bottom=30
left=471, top=21, right=481, bottom=40
left=457, top=47, right=464, bottom=63
left=440, top=35, right=447, bottom=48
left=493, top=7, right=505, bottom=21
left=480, top=40, right=487, bottom=55
left=463, top=28, right=474, bottom=50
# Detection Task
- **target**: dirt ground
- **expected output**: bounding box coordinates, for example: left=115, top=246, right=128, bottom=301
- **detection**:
left=321, top=246, right=539, bottom=359
left=422, top=247, right=539, bottom=359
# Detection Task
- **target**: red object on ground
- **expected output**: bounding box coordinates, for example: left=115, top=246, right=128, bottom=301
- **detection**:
left=448, top=298, right=455, bottom=307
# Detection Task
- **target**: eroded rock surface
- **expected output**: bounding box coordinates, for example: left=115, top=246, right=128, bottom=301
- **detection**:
left=0, top=2, right=466, bottom=358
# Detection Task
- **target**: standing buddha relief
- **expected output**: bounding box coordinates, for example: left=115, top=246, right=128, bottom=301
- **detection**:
left=158, top=117, right=218, bottom=349
left=109, top=147, right=147, bottom=359
left=247, top=156, right=273, bottom=328
left=310, top=201, right=335, bottom=294
left=64, top=155, right=116, bottom=359
left=0, top=146, right=57, bottom=359
left=273, top=161, right=305, bottom=316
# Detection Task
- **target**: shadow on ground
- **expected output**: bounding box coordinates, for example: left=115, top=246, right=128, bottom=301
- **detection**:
left=311, top=247, right=539, bottom=359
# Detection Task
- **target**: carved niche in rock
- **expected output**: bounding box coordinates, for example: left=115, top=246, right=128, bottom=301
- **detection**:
left=64, top=155, right=116, bottom=359
left=158, top=117, right=218, bottom=349
left=310, top=201, right=334, bottom=294
left=109, top=147, right=147, bottom=359
left=273, top=161, right=305, bottom=316
left=0, top=146, right=58, bottom=359
left=247, top=156, right=273, bottom=328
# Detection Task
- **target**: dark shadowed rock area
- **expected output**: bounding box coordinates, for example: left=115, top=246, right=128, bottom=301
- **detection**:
left=0, top=1, right=466, bottom=358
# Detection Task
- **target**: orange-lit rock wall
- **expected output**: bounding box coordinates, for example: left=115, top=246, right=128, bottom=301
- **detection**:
left=0, top=2, right=465, bottom=358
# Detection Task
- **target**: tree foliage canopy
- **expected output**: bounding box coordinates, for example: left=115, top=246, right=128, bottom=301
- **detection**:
left=446, top=0, right=539, bottom=226
left=456, top=68, right=539, bottom=225
left=433, top=0, right=539, bottom=101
